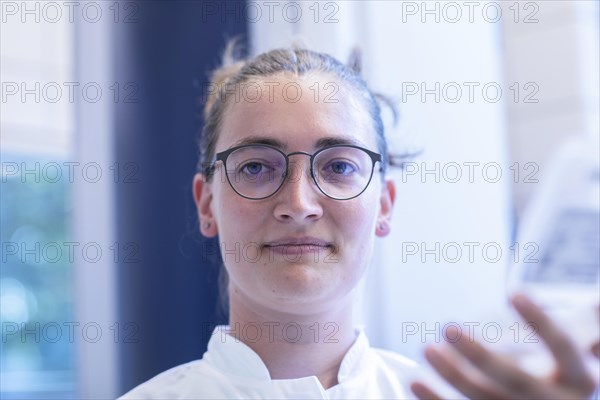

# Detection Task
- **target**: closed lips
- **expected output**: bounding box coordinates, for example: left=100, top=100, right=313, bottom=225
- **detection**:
left=263, top=237, right=332, bottom=248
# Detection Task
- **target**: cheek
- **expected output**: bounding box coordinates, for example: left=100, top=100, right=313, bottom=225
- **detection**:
left=221, top=203, right=259, bottom=239
left=215, top=188, right=272, bottom=245
left=213, top=180, right=255, bottom=236
left=333, top=198, right=378, bottom=251
left=350, top=194, right=379, bottom=228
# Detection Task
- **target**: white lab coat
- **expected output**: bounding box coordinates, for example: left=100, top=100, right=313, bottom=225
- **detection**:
left=119, top=326, right=441, bottom=399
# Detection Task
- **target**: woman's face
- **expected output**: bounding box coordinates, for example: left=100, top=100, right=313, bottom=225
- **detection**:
left=194, top=74, right=395, bottom=316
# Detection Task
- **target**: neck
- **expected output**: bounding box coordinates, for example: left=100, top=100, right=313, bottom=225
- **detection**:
left=227, top=292, right=357, bottom=390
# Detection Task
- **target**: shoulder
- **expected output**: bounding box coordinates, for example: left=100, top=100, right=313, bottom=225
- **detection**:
left=365, top=346, right=425, bottom=386
left=366, top=347, right=461, bottom=399
left=118, top=359, right=225, bottom=400
left=369, top=346, right=420, bottom=370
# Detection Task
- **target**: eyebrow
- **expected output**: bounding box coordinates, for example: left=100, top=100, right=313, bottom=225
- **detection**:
left=314, top=136, right=365, bottom=148
left=231, top=136, right=285, bottom=149
left=229, top=135, right=366, bottom=150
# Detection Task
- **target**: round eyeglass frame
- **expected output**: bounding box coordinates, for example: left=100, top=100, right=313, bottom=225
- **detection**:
left=207, top=143, right=383, bottom=201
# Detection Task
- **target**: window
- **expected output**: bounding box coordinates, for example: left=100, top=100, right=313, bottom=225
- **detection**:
left=1, top=8, right=76, bottom=399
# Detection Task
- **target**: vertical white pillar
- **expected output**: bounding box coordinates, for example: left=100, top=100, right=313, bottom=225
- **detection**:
left=73, top=5, right=118, bottom=398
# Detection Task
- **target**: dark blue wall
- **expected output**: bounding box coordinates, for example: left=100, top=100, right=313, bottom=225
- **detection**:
left=113, top=1, right=246, bottom=393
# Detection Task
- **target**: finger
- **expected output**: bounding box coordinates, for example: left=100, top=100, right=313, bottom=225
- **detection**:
left=594, top=307, right=600, bottom=358
left=511, top=294, right=596, bottom=391
left=423, top=345, right=508, bottom=399
left=444, top=326, right=546, bottom=398
left=410, top=381, right=444, bottom=400
left=591, top=341, right=600, bottom=359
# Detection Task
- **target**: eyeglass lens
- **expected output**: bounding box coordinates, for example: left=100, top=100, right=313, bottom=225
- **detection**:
left=223, top=145, right=375, bottom=199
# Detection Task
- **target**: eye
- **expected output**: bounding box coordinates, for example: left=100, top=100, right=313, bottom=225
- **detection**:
left=324, top=160, right=357, bottom=175
left=241, top=162, right=264, bottom=175
left=237, top=160, right=278, bottom=179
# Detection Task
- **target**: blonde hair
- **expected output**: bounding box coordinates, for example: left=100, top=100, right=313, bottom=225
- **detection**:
left=198, top=40, right=408, bottom=179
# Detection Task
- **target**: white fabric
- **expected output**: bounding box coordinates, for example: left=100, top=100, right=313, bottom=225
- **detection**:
left=119, top=325, right=434, bottom=399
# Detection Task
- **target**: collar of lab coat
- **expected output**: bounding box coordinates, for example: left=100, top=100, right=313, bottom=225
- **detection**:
left=204, top=325, right=369, bottom=384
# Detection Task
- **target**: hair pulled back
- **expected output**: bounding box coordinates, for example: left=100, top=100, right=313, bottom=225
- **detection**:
left=198, top=41, right=405, bottom=178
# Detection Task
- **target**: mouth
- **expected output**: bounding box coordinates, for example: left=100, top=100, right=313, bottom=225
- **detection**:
left=263, top=237, right=334, bottom=256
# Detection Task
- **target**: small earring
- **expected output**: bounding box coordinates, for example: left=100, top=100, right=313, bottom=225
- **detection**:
left=203, top=222, right=211, bottom=229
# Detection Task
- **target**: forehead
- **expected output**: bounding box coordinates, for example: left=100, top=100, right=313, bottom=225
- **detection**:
left=216, top=74, right=377, bottom=151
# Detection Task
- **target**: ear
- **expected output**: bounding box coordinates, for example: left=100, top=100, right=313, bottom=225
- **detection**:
left=193, top=173, right=218, bottom=237
left=376, top=178, right=396, bottom=237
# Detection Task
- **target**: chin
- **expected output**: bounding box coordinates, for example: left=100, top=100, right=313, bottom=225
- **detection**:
left=263, top=273, right=351, bottom=310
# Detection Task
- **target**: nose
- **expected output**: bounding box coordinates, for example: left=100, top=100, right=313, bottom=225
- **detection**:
left=273, top=157, right=324, bottom=223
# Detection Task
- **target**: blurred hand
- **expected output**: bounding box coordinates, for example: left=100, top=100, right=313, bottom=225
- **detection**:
left=591, top=307, right=600, bottom=359
left=411, top=295, right=599, bottom=399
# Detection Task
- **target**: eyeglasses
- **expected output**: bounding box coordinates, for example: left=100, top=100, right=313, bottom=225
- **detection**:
left=207, top=144, right=382, bottom=200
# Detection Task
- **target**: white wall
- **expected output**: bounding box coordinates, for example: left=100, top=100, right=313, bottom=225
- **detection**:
left=502, top=1, right=600, bottom=216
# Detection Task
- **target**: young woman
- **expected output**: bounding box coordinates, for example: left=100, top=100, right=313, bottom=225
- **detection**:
left=121, top=45, right=598, bottom=399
